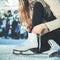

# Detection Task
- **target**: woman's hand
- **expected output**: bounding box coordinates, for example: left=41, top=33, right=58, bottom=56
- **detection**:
left=26, top=23, right=31, bottom=32
left=32, top=23, right=48, bottom=34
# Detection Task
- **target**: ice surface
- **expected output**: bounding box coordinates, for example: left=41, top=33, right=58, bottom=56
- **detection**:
left=0, top=38, right=60, bottom=60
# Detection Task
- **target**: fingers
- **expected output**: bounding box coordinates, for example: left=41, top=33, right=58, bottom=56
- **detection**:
left=26, top=26, right=30, bottom=32
left=31, top=26, right=42, bottom=34
left=32, top=29, right=36, bottom=34
left=32, top=29, right=39, bottom=34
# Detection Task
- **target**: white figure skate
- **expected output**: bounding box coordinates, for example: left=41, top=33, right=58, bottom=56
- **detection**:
left=13, top=33, right=38, bottom=54
left=48, top=40, right=60, bottom=57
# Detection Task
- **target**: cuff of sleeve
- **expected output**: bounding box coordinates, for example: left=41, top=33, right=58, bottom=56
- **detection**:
left=45, top=19, right=60, bottom=31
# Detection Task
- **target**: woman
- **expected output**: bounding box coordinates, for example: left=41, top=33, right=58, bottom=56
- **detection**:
left=13, top=0, right=60, bottom=54
left=31, top=0, right=60, bottom=53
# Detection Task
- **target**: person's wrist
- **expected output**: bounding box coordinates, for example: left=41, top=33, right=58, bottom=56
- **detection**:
left=43, top=24, right=48, bottom=29
left=40, top=23, right=49, bottom=35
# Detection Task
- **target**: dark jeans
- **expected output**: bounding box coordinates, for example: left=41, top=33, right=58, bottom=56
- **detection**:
left=31, top=2, right=60, bottom=53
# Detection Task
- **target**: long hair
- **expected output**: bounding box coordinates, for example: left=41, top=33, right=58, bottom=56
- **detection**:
left=18, top=0, right=30, bottom=24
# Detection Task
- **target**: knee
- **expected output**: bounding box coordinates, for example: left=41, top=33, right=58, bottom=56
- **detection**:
left=34, top=2, right=44, bottom=11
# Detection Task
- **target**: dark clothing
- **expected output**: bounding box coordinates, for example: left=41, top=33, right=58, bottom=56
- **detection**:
left=2, top=21, right=10, bottom=39
left=5, top=21, right=10, bottom=38
left=31, top=2, right=60, bottom=53
left=11, top=20, right=20, bottom=39
left=32, top=2, right=56, bottom=29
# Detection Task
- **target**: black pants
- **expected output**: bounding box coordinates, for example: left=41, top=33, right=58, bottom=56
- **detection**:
left=31, top=2, right=60, bottom=53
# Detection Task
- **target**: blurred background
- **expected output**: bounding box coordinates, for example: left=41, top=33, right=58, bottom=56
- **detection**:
left=0, top=0, right=29, bottom=40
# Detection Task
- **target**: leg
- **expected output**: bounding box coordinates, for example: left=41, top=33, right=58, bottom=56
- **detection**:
left=31, top=2, right=57, bottom=53
left=30, top=2, right=45, bottom=53
left=31, top=2, right=44, bottom=29
left=40, top=28, right=60, bottom=53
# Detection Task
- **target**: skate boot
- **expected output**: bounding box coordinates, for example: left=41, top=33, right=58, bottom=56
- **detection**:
left=48, top=40, right=60, bottom=57
left=13, top=33, right=38, bottom=53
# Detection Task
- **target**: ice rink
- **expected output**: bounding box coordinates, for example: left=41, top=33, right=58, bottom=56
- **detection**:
left=0, top=38, right=60, bottom=60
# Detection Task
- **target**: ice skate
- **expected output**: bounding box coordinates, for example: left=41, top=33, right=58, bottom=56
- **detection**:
left=48, top=40, right=60, bottom=57
left=13, top=33, right=38, bottom=54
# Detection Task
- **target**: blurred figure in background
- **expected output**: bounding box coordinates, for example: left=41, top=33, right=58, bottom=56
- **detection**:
left=11, top=19, right=20, bottom=39
left=5, top=19, right=10, bottom=39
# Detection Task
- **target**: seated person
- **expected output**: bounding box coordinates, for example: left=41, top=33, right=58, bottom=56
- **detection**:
left=13, top=0, right=60, bottom=54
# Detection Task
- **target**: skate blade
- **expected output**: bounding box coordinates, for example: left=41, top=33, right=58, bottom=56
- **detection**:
left=49, top=51, right=60, bottom=57
left=13, top=49, right=30, bottom=52
left=13, top=49, right=38, bottom=55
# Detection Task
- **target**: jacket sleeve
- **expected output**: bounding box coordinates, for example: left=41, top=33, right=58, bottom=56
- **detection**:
left=45, top=18, right=60, bottom=31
